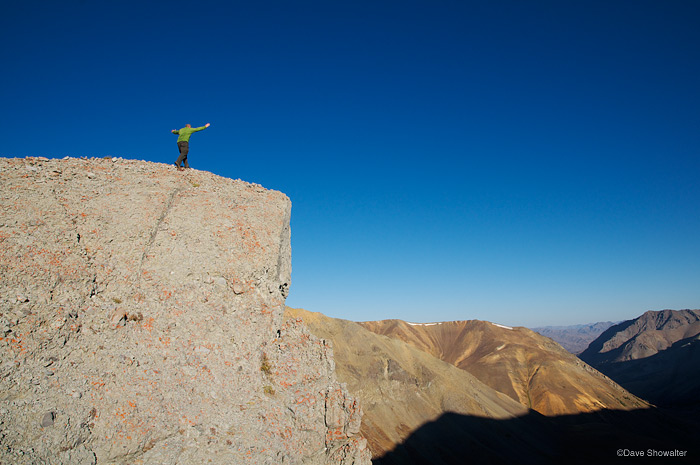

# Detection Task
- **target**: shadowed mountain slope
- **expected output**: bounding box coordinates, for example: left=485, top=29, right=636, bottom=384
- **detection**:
left=359, top=319, right=647, bottom=415
left=580, top=309, right=700, bottom=408
left=284, top=308, right=530, bottom=459
left=375, top=407, right=699, bottom=465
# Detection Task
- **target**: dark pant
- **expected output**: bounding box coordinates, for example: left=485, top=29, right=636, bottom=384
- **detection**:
left=176, top=141, right=190, bottom=168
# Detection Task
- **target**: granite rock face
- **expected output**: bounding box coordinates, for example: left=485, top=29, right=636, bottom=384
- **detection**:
left=0, top=157, right=370, bottom=465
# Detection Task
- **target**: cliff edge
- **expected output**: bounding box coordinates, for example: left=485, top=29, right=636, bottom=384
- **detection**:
left=0, top=157, right=370, bottom=465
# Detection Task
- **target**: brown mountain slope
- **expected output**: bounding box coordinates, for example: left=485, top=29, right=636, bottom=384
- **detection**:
left=284, top=308, right=540, bottom=460
left=580, top=309, right=700, bottom=408
left=359, top=319, right=647, bottom=416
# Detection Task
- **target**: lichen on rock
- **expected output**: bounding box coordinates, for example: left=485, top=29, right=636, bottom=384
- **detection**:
left=0, top=156, right=370, bottom=465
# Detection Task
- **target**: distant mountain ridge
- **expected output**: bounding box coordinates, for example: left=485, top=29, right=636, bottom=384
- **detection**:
left=531, top=321, right=617, bottom=354
left=581, top=309, right=700, bottom=365
left=283, top=308, right=700, bottom=464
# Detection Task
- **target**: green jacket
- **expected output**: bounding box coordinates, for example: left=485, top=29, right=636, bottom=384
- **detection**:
left=173, top=126, right=207, bottom=143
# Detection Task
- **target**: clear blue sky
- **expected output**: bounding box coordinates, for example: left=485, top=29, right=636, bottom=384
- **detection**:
left=3, top=1, right=699, bottom=326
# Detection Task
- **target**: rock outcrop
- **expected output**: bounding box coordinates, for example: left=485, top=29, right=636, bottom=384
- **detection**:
left=0, top=157, right=370, bottom=465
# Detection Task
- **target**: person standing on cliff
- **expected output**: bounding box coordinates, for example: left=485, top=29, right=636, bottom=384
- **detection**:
left=171, top=123, right=210, bottom=170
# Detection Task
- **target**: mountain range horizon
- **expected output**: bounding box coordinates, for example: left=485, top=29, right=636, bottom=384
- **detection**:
left=286, top=305, right=700, bottom=463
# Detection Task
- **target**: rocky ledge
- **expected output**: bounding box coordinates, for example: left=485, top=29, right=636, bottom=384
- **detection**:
left=0, top=157, right=370, bottom=465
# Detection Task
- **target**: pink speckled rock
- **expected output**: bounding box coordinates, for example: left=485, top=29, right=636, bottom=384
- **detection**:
left=0, top=156, right=370, bottom=465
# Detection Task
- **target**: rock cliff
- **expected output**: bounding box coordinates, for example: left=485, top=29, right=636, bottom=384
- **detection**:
left=0, top=157, right=370, bottom=465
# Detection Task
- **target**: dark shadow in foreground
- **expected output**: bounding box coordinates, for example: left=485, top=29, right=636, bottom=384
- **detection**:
left=373, top=407, right=698, bottom=465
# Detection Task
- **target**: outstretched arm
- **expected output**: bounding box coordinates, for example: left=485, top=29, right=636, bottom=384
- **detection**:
left=193, top=123, right=211, bottom=132
left=171, top=129, right=179, bottom=134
